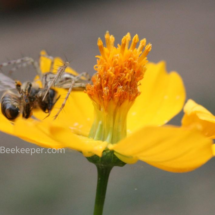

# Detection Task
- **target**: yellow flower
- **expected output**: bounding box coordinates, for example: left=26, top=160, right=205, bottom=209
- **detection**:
left=0, top=33, right=213, bottom=173
left=182, top=99, right=215, bottom=139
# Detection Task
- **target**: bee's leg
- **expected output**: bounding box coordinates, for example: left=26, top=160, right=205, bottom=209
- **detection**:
left=53, top=72, right=88, bottom=119
left=81, top=72, right=91, bottom=81
left=43, top=110, right=51, bottom=119
left=42, top=62, right=69, bottom=101
left=0, top=58, right=23, bottom=68
left=22, top=102, right=32, bottom=119
left=22, top=57, right=42, bottom=78
left=8, top=61, right=30, bottom=76
left=0, top=57, right=42, bottom=78
left=54, top=79, right=75, bottom=120
left=8, top=63, right=24, bottom=76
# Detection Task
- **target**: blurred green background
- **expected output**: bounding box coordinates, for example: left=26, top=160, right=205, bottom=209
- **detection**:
left=0, top=0, right=215, bottom=214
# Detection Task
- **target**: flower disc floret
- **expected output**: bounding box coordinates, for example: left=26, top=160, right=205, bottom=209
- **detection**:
left=86, top=32, right=152, bottom=109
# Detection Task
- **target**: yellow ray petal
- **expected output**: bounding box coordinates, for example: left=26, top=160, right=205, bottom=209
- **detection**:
left=49, top=124, right=108, bottom=157
left=40, top=50, right=78, bottom=76
left=0, top=110, right=14, bottom=135
left=112, top=152, right=138, bottom=164
left=52, top=57, right=78, bottom=76
left=182, top=99, right=215, bottom=138
left=110, top=126, right=213, bottom=172
left=65, top=66, right=79, bottom=76
left=33, top=90, right=93, bottom=136
left=183, top=99, right=213, bottom=116
left=127, top=62, right=185, bottom=132
left=51, top=57, right=64, bottom=74
left=13, top=118, right=62, bottom=149
left=212, top=145, right=215, bottom=156
left=40, top=50, right=52, bottom=73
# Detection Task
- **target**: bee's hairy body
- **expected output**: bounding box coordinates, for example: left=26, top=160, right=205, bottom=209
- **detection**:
left=1, top=81, right=58, bottom=120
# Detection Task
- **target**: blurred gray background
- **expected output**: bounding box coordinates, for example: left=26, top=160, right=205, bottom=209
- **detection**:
left=0, top=0, right=215, bottom=214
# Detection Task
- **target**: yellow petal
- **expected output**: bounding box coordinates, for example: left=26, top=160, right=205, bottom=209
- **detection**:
left=14, top=118, right=62, bottom=149
left=40, top=50, right=78, bottom=75
left=110, top=151, right=138, bottom=164
left=36, top=51, right=93, bottom=133
left=33, top=90, right=93, bottom=136
left=40, top=50, right=52, bottom=73
left=50, top=56, right=78, bottom=76
left=110, top=126, right=213, bottom=172
left=49, top=124, right=108, bottom=157
left=183, top=99, right=213, bottom=116
left=127, top=62, right=185, bottom=132
left=0, top=110, right=14, bottom=135
left=65, top=66, right=79, bottom=76
left=52, top=57, right=64, bottom=74
left=212, top=145, right=215, bottom=156
left=182, top=99, right=215, bottom=138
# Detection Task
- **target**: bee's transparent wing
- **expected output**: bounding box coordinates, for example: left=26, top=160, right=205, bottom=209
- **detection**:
left=0, top=73, right=15, bottom=91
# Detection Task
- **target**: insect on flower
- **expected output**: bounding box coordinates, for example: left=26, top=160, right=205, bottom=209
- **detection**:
left=0, top=52, right=91, bottom=119
left=0, top=72, right=60, bottom=120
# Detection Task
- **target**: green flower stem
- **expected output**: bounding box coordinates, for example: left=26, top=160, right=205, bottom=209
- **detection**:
left=93, top=165, right=112, bottom=215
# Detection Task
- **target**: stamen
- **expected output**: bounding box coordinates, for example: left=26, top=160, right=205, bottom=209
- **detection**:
left=87, top=33, right=151, bottom=110
left=110, top=35, right=115, bottom=48
left=139, top=44, right=152, bottom=62
left=125, top=33, right=131, bottom=49
left=105, top=31, right=111, bottom=50
left=137, top=39, right=146, bottom=52
left=120, top=36, right=127, bottom=55
left=97, top=38, right=106, bottom=60
left=130, top=34, right=139, bottom=50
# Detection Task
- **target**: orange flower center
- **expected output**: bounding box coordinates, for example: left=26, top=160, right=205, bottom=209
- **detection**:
left=86, top=32, right=151, bottom=110
left=86, top=32, right=151, bottom=143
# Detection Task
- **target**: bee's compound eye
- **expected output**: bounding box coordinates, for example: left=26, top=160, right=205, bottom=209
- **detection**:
left=1, top=104, right=19, bottom=120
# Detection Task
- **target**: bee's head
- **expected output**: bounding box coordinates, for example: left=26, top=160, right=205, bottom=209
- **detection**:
left=38, top=89, right=58, bottom=113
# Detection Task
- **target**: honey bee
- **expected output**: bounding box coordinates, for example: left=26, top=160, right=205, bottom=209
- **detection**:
left=0, top=51, right=91, bottom=120
left=0, top=73, right=59, bottom=120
